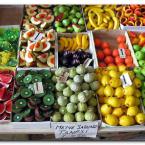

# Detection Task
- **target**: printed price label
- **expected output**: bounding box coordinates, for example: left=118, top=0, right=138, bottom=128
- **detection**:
left=83, top=58, right=93, bottom=67
left=58, top=72, right=69, bottom=83
left=52, top=121, right=99, bottom=138
left=30, top=32, right=44, bottom=42
left=120, top=73, right=132, bottom=88
left=33, top=82, right=44, bottom=94
left=118, top=48, right=126, bottom=58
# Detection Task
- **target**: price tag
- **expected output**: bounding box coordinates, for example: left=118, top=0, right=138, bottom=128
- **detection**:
left=120, top=73, right=132, bottom=88
left=52, top=121, right=99, bottom=138
left=33, top=82, right=44, bottom=94
left=83, top=58, right=93, bottom=67
left=30, top=32, right=44, bottom=42
left=118, top=48, right=126, bottom=58
left=58, top=72, right=69, bottom=83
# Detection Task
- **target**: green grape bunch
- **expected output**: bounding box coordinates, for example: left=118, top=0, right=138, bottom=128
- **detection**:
left=3, top=28, right=19, bottom=42
left=0, top=27, right=20, bottom=67
left=0, top=40, right=14, bottom=51
left=0, top=28, right=19, bottom=51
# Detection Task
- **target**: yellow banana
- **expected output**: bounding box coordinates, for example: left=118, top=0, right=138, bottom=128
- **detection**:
left=95, top=12, right=103, bottom=25
left=58, top=39, right=65, bottom=51
left=115, top=5, right=123, bottom=11
left=76, top=34, right=82, bottom=49
left=108, top=20, right=114, bottom=29
left=112, top=16, right=120, bottom=29
left=88, top=13, right=98, bottom=28
left=91, top=7, right=104, bottom=13
left=104, top=8, right=115, bottom=17
left=82, top=34, right=89, bottom=50
left=67, top=38, right=73, bottom=50
left=89, top=12, right=96, bottom=18
left=89, top=5, right=103, bottom=8
left=71, top=38, right=78, bottom=51
left=84, top=6, right=103, bottom=13
left=87, top=21, right=93, bottom=30
left=89, top=9, right=103, bottom=25
left=60, top=37, right=68, bottom=48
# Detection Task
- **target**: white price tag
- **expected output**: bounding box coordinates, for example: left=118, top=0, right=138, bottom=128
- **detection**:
left=52, top=121, right=99, bottom=139
left=118, top=48, right=126, bottom=58
left=58, top=72, right=69, bottom=83
left=83, top=58, right=93, bottom=67
left=120, top=73, right=132, bottom=88
left=30, top=32, right=43, bottom=42
left=33, top=82, right=44, bottom=94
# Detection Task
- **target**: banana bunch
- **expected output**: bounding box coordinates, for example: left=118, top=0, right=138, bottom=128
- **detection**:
left=58, top=34, right=89, bottom=51
left=84, top=5, right=120, bottom=30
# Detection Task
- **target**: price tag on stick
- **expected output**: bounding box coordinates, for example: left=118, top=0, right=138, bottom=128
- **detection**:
left=58, top=72, right=69, bottom=83
left=83, top=58, right=93, bottom=67
left=52, top=121, right=99, bottom=139
left=118, top=48, right=126, bottom=58
left=120, top=73, right=132, bottom=88
left=30, top=32, right=44, bottom=42
left=33, top=82, right=44, bottom=94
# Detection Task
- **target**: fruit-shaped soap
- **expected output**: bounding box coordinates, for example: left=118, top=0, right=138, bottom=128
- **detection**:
left=104, top=85, right=114, bottom=97
left=119, top=115, right=135, bottom=126
left=105, top=114, right=119, bottom=126
left=12, top=69, right=55, bottom=122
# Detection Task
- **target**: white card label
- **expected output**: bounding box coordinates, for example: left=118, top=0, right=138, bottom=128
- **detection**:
left=33, top=82, right=44, bottom=94
left=83, top=58, right=93, bottom=67
left=30, top=32, right=43, bottom=42
left=58, top=72, right=69, bottom=83
left=120, top=73, right=132, bottom=88
left=118, top=48, right=126, bottom=58
left=52, top=121, right=99, bottom=138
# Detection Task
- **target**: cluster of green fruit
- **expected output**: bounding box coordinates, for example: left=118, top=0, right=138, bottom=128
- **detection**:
left=0, top=27, right=20, bottom=67
left=96, top=65, right=145, bottom=126
left=12, top=65, right=100, bottom=122
left=51, top=65, right=99, bottom=122
left=134, top=67, right=145, bottom=108
left=129, top=32, right=145, bottom=68
left=12, top=70, right=55, bottom=122
left=53, top=5, right=86, bottom=33
left=133, top=44, right=145, bottom=67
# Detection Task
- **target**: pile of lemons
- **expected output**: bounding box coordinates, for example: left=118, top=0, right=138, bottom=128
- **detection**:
left=96, top=65, right=145, bottom=126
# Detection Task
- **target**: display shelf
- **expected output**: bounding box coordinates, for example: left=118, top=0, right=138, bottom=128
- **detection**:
left=0, top=122, right=53, bottom=134
left=0, top=123, right=145, bottom=135
left=99, top=126, right=145, bottom=133
left=0, top=5, right=145, bottom=139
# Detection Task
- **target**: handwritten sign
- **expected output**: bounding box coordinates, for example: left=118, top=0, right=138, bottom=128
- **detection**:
left=120, top=73, right=132, bottom=88
left=52, top=121, right=99, bottom=138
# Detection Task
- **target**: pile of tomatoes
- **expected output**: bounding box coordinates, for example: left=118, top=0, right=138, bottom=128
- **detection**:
left=95, top=35, right=135, bottom=67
